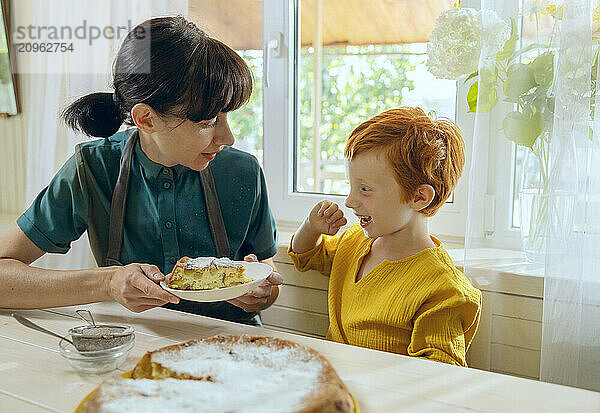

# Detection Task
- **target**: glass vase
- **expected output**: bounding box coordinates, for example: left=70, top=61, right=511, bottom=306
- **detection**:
left=518, top=136, right=575, bottom=262
left=519, top=189, right=548, bottom=262
left=518, top=138, right=549, bottom=263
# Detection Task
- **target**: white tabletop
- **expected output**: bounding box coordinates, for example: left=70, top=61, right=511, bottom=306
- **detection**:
left=1, top=302, right=598, bottom=412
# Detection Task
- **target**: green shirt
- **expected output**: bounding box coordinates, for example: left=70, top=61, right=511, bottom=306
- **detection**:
left=17, top=129, right=277, bottom=275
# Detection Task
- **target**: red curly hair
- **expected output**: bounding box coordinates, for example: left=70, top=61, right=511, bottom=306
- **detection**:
left=344, top=107, right=465, bottom=217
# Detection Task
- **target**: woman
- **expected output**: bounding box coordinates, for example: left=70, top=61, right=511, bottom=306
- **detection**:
left=0, top=16, right=282, bottom=326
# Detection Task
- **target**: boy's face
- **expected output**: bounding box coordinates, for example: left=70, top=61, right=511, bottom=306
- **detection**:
left=344, top=151, right=417, bottom=239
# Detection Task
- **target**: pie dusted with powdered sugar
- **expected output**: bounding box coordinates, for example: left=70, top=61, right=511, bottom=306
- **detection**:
left=81, top=335, right=354, bottom=413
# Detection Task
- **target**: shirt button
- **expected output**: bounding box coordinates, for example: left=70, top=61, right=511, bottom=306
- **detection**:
left=169, top=256, right=177, bottom=264
left=163, top=182, right=171, bottom=189
left=162, top=168, right=170, bottom=175
left=165, top=221, right=173, bottom=229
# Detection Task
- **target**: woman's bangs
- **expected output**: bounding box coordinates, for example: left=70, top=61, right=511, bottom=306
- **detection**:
left=184, top=39, right=252, bottom=122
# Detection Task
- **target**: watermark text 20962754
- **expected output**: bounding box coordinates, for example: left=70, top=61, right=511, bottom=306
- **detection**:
left=15, top=43, right=75, bottom=53
left=10, top=14, right=151, bottom=74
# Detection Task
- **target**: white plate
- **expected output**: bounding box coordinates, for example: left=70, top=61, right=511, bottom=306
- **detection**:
left=159, top=261, right=273, bottom=302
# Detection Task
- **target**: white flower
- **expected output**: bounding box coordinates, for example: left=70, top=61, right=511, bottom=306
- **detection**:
left=426, top=8, right=511, bottom=80
left=481, top=10, right=512, bottom=55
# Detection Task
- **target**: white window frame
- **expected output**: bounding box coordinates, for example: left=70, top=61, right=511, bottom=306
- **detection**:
left=477, top=102, right=524, bottom=250
left=471, top=0, right=524, bottom=251
left=261, top=0, right=522, bottom=246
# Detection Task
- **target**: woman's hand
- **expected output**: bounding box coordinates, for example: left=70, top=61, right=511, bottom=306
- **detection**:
left=227, top=254, right=283, bottom=313
left=308, top=200, right=347, bottom=236
left=106, top=263, right=180, bottom=313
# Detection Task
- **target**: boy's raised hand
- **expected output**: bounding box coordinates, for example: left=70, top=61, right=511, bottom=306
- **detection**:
left=308, top=200, right=347, bottom=236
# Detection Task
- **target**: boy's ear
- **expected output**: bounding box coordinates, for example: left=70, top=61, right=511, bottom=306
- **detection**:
left=411, top=184, right=435, bottom=211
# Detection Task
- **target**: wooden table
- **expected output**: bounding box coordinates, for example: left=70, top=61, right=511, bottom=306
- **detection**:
left=1, top=303, right=598, bottom=412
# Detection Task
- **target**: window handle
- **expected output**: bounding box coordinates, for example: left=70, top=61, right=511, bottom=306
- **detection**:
left=484, top=194, right=496, bottom=238
left=264, top=32, right=283, bottom=88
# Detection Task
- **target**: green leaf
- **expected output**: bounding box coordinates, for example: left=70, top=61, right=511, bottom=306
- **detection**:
left=463, top=71, right=479, bottom=84
left=467, top=82, right=478, bottom=112
left=530, top=52, right=554, bottom=88
left=503, top=63, right=536, bottom=98
left=467, top=81, right=499, bottom=113
left=502, top=110, right=544, bottom=148
left=496, top=17, right=518, bottom=61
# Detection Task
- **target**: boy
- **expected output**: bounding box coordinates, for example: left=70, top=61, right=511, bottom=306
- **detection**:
left=289, top=107, right=481, bottom=366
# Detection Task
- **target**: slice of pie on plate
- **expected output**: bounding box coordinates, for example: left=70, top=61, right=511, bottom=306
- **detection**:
left=166, top=256, right=252, bottom=290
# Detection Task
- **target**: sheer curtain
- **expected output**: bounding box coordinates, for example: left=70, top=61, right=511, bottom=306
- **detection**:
left=540, top=0, right=600, bottom=392
left=12, top=0, right=187, bottom=270
left=466, top=0, right=600, bottom=392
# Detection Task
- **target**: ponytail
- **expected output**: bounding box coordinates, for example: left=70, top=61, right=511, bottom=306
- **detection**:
left=62, top=92, right=124, bottom=138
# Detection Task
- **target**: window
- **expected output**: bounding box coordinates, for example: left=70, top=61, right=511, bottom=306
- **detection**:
left=294, top=2, right=457, bottom=198
left=188, top=1, right=264, bottom=164
left=196, top=0, right=472, bottom=238
left=229, top=50, right=264, bottom=165
left=193, top=1, right=568, bottom=246
left=295, top=42, right=456, bottom=196
left=261, top=0, right=471, bottom=238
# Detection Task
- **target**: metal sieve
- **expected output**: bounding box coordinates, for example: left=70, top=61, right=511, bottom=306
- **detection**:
left=68, top=309, right=134, bottom=351
left=11, top=309, right=134, bottom=353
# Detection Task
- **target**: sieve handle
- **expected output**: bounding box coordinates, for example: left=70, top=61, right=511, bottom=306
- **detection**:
left=11, top=313, right=75, bottom=346
left=75, top=309, right=97, bottom=326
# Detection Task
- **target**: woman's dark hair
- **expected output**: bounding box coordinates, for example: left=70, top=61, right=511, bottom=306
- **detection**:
left=62, top=16, right=253, bottom=137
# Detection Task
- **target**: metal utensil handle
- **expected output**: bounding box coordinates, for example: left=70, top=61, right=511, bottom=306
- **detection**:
left=75, top=309, right=96, bottom=326
left=11, top=313, right=75, bottom=346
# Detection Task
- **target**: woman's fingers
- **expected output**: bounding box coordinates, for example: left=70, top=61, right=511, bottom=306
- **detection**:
left=118, top=293, right=173, bottom=313
left=250, top=284, right=272, bottom=299
left=126, top=296, right=171, bottom=306
left=229, top=295, right=269, bottom=310
left=263, top=271, right=283, bottom=286
left=129, top=268, right=179, bottom=303
left=128, top=303, right=164, bottom=313
left=227, top=297, right=265, bottom=313
left=109, top=264, right=180, bottom=312
left=236, top=291, right=270, bottom=304
left=244, top=254, right=258, bottom=262
left=139, top=264, right=165, bottom=282
left=227, top=271, right=282, bottom=312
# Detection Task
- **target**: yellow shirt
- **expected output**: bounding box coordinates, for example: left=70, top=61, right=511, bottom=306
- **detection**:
left=288, top=224, right=481, bottom=366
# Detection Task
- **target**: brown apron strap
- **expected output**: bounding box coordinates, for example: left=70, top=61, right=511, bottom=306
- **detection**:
left=105, top=130, right=138, bottom=266
left=199, top=166, right=231, bottom=258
